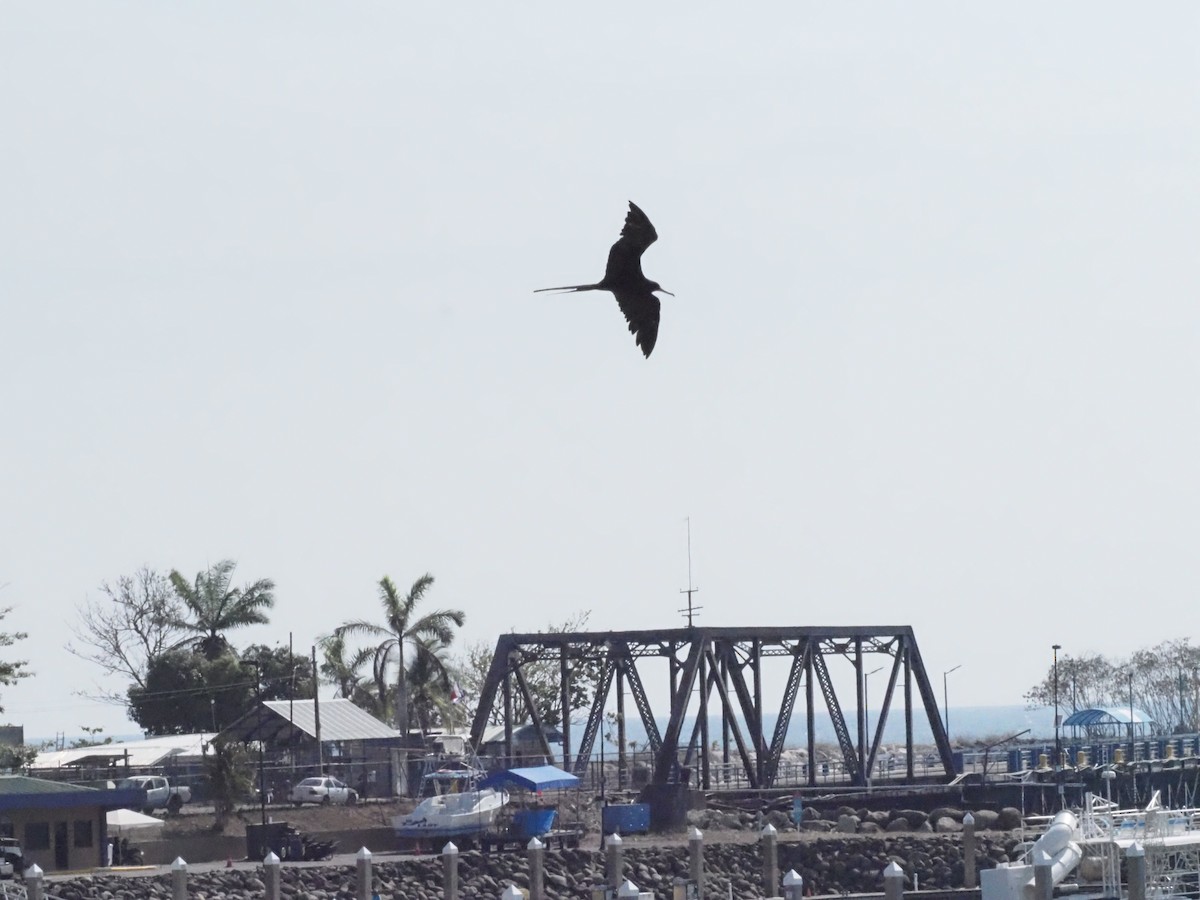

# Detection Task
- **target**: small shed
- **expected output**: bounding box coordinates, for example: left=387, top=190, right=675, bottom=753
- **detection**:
left=0, top=776, right=143, bottom=871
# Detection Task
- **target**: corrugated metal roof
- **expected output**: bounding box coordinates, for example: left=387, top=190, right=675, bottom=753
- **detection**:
left=252, top=699, right=400, bottom=742
left=1062, top=707, right=1153, bottom=727
left=32, top=733, right=215, bottom=770
left=262, top=699, right=399, bottom=741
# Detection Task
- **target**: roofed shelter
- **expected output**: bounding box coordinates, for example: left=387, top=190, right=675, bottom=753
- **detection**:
left=1063, top=707, right=1155, bottom=739
left=0, top=775, right=143, bottom=871
left=32, top=733, right=215, bottom=775
left=217, top=699, right=407, bottom=796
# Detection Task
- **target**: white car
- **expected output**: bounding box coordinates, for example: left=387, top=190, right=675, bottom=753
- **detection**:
left=289, top=776, right=358, bottom=807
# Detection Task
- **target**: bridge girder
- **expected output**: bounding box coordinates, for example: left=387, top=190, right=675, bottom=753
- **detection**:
left=468, top=626, right=954, bottom=789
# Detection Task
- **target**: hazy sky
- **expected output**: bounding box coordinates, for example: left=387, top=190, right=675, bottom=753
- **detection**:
left=2, top=4, right=1197, bottom=740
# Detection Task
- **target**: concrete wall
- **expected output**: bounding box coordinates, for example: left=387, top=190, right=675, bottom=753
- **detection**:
left=137, top=825, right=397, bottom=865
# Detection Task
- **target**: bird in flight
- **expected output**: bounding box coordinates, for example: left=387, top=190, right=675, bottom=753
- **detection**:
left=536, top=201, right=673, bottom=358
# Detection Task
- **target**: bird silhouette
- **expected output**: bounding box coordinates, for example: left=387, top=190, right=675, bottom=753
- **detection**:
left=536, top=201, right=673, bottom=358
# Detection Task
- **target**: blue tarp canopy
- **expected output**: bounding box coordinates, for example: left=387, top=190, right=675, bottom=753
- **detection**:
left=478, top=765, right=580, bottom=792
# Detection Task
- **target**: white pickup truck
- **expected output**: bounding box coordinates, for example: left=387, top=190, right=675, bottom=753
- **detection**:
left=118, top=775, right=192, bottom=814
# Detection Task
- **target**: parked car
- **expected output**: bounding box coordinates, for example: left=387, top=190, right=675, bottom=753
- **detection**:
left=0, top=837, right=23, bottom=878
left=289, top=776, right=357, bottom=806
left=117, top=775, right=192, bottom=814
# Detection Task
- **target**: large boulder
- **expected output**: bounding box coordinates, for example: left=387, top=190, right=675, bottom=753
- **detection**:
left=930, top=806, right=963, bottom=824
left=997, top=807, right=1024, bottom=830
left=971, top=809, right=1001, bottom=830
left=935, top=816, right=963, bottom=833
left=836, top=814, right=861, bottom=833
left=892, top=809, right=929, bottom=828
left=885, top=817, right=912, bottom=833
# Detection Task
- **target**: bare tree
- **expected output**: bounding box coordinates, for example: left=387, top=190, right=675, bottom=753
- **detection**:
left=67, top=567, right=187, bottom=701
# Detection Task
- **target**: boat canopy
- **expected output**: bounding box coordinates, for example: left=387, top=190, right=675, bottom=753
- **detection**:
left=478, top=765, right=580, bottom=792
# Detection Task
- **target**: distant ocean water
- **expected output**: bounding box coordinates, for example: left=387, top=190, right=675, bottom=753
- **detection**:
left=581, top=704, right=1057, bottom=751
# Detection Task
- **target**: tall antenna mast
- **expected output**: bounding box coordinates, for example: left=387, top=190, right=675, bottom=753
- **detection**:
left=678, top=516, right=702, bottom=627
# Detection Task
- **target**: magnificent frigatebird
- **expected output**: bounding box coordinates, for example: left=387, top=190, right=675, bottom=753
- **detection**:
left=536, top=201, right=673, bottom=358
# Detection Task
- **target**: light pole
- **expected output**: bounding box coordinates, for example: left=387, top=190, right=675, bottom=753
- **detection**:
left=1128, top=670, right=1135, bottom=748
left=1052, top=645, right=1062, bottom=769
left=1052, top=644, right=1063, bottom=808
left=943, top=665, right=962, bottom=743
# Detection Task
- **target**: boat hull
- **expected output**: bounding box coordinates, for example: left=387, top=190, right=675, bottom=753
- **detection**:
left=393, top=788, right=508, bottom=841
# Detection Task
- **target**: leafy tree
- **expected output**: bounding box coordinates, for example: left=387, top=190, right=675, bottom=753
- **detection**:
left=1024, top=639, right=1200, bottom=733
left=240, top=644, right=317, bottom=702
left=127, top=649, right=252, bottom=735
left=67, top=567, right=187, bottom=700
left=457, top=611, right=602, bottom=728
left=70, top=726, right=112, bottom=749
left=204, top=740, right=253, bottom=829
left=0, top=745, right=40, bottom=772
left=319, top=632, right=386, bottom=719
left=332, top=574, right=464, bottom=736
left=1023, top=652, right=1117, bottom=712
left=0, top=606, right=32, bottom=710
left=169, top=560, right=275, bottom=660
left=127, top=643, right=315, bottom=735
left=407, top=636, right=462, bottom=735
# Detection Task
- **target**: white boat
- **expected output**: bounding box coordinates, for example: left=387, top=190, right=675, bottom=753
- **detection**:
left=983, top=791, right=1200, bottom=900
left=392, top=787, right=509, bottom=842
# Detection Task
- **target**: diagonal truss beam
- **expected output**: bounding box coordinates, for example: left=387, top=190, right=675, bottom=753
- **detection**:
left=467, top=626, right=955, bottom=794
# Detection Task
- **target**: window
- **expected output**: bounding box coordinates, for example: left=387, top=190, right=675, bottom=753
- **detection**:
left=73, top=820, right=93, bottom=848
left=24, top=823, right=49, bottom=851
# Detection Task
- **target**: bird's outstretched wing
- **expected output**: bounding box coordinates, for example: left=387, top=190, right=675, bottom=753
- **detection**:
left=603, top=201, right=659, bottom=284
left=613, top=287, right=661, bottom=358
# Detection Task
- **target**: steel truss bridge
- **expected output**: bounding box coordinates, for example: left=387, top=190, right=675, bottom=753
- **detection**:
left=468, top=626, right=955, bottom=790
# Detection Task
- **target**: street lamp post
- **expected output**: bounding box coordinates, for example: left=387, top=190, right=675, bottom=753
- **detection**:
left=1051, top=646, right=1062, bottom=757
left=1128, top=670, right=1135, bottom=750
left=943, top=665, right=962, bottom=743
left=1052, top=644, right=1062, bottom=804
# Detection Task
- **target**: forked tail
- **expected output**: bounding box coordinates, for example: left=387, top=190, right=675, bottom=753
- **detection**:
left=533, top=283, right=601, bottom=293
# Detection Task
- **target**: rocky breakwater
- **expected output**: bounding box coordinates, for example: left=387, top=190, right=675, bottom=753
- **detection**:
left=691, top=802, right=1025, bottom=836
left=43, top=824, right=1029, bottom=900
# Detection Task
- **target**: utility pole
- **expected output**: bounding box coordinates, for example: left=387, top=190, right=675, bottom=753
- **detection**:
left=1052, top=644, right=1062, bottom=807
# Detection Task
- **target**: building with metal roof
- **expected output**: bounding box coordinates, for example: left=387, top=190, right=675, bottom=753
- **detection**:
left=219, top=699, right=400, bottom=745
left=0, top=775, right=144, bottom=871
left=31, top=733, right=215, bottom=772
left=218, top=699, right=408, bottom=797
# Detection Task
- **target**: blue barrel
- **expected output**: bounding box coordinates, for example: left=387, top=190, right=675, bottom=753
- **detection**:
left=951, top=750, right=965, bottom=774
left=1007, top=750, right=1024, bottom=772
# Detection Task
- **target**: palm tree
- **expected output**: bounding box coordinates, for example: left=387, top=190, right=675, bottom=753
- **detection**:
left=406, top=635, right=462, bottom=735
left=168, top=560, right=276, bottom=660
left=333, top=574, right=464, bottom=737
left=319, top=632, right=386, bottom=719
